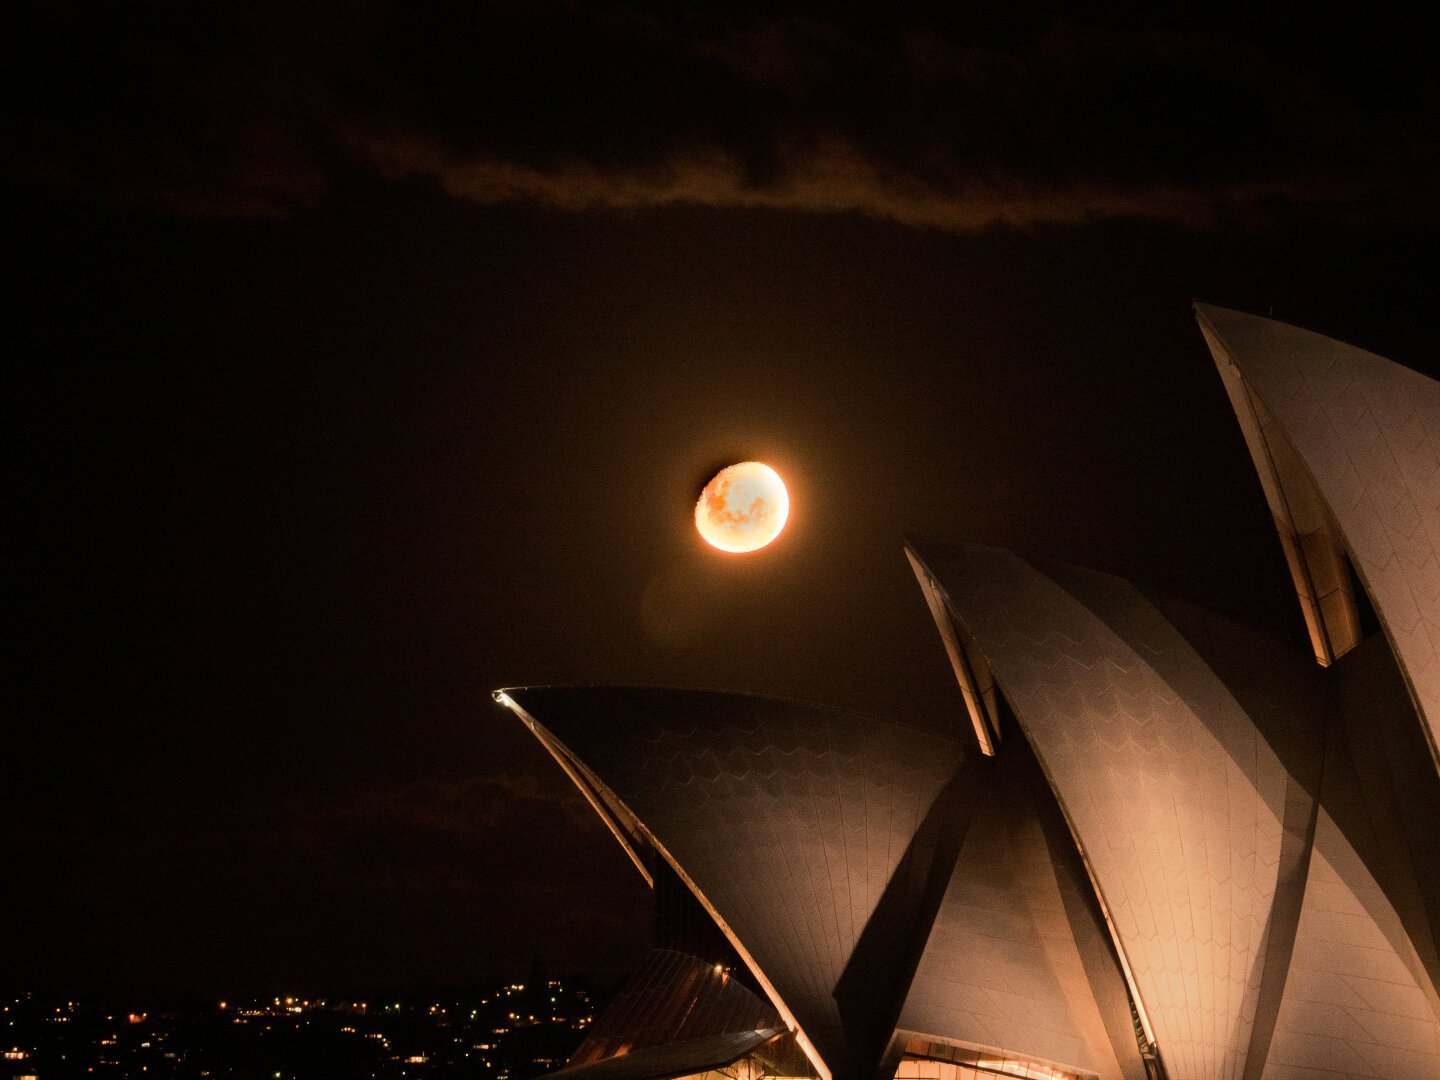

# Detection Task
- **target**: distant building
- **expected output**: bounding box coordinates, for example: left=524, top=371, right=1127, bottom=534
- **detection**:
left=497, top=309, right=1440, bottom=1080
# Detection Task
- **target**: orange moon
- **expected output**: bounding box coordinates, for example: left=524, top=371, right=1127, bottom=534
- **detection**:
left=694, top=462, right=789, bottom=553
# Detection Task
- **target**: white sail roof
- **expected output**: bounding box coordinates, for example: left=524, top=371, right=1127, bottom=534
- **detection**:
left=1197, top=302, right=1440, bottom=775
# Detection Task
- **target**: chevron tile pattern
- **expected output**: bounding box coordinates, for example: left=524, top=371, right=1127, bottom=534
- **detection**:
left=1197, top=303, right=1440, bottom=772
left=503, top=688, right=1149, bottom=1080
left=1261, top=809, right=1440, bottom=1079
left=915, top=544, right=1295, bottom=1080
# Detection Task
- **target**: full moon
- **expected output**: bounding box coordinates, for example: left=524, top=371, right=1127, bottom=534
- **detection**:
left=695, top=462, right=789, bottom=553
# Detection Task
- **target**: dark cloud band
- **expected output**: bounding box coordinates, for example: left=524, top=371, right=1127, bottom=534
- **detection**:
left=7, top=4, right=1438, bottom=228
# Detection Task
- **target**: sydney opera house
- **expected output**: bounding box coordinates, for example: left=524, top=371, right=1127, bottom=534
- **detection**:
left=495, top=305, right=1440, bottom=1080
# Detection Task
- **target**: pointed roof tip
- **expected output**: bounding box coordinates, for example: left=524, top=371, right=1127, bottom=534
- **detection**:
left=1193, top=300, right=1280, bottom=321
left=1195, top=303, right=1414, bottom=374
left=1192, top=300, right=1247, bottom=328
left=494, top=689, right=536, bottom=720
left=901, top=537, right=1012, bottom=568
left=903, top=538, right=956, bottom=575
left=901, top=537, right=957, bottom=568
left=1193, top=299, right=1217, bottom=321
left=902, top=540, right=945, bottom=581
left=902, top=535, right=963, bottom=555
left=1192, top=302, right=1288, bottom=359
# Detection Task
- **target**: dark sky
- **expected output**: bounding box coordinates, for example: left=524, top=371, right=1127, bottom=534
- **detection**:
left=8, top=2, right=1440, bottom=996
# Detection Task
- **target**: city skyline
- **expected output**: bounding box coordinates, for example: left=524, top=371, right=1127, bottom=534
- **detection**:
left=0, top=976, right=604, bottom=1079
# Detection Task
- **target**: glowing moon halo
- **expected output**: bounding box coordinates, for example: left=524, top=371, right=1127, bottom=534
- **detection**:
left=695, top=462, right=789, bottom=553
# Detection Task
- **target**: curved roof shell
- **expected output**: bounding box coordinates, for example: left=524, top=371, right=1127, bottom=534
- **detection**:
left=908, top=542, right=1440, bottom=1080
left=555, top=948, right=789, bottom=1080
left=499, top=687, right=1144, bottom=1080
left=895, top=735, right=1142, bottom=1080
left=1196, top=302, right=1440, bottom=774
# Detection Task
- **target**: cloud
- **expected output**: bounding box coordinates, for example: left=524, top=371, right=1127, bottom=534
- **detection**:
left=7, top=5, right=1438, bottom=229
left=355, top=130, right=1385, bottom=231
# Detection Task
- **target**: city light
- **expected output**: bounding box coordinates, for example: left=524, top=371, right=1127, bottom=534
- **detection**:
left=0, top=982, right=602, bottom=1078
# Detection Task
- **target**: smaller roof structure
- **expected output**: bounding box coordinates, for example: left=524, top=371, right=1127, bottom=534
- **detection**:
left=553, top=948, right=794, bottom=1080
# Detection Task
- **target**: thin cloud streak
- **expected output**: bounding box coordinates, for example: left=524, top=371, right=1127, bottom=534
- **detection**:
left=357, top=130, right=1391, bottom=231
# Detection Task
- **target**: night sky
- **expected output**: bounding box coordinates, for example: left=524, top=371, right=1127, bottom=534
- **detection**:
left=8, top=3, right=1440, bottom=997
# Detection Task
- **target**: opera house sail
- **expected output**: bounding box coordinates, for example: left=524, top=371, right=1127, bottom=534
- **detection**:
left=496, top=306, right=1440, bottom=1080
left=1196, top=303, right=1440, bottom=774
left=905, top=543, right=1440, bottom=1080
left=497, top=687, right=1154, bottom=1080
